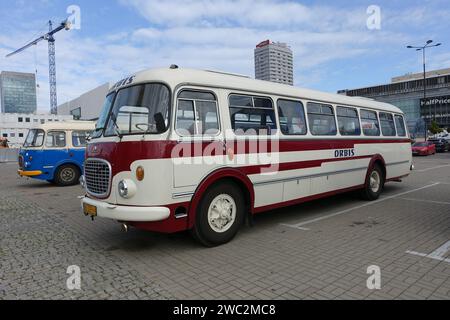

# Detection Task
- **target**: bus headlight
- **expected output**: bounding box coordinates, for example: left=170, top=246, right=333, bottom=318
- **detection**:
left=118, top=180, right=128, bottom=197
left=79, top=175, right=86, bottom=188
left=118, top=179, right=137, bottom=198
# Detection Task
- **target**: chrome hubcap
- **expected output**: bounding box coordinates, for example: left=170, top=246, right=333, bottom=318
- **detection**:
left=61, top=168, right=75, bottom=182
left=207, top=194, right=236, bottom=233
left=369, top=170, right=381, bottom=193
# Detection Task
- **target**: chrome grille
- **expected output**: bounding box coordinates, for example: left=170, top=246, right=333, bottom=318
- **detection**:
left=84, top=158, right=111, bottom=197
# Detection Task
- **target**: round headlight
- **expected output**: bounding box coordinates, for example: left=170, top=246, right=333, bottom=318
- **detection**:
left=118, top=180, right=128, bottom=197
left=79, top=175, right=86, bottom=188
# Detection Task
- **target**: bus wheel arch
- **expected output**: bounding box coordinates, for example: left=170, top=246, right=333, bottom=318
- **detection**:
left=54, top=162, right=81, bottom=186
left=361, top=155, right=386, bottom=200
left=188, top=169, right=254, bottom=231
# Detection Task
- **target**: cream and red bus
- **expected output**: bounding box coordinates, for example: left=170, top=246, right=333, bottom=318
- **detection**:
left=80, top=66, right=412, bottom=246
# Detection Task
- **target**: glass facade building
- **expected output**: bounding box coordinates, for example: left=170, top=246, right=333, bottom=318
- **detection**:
left=0, top=71, right=37, bottom=114
left=338, top=68, right=450, bottom=137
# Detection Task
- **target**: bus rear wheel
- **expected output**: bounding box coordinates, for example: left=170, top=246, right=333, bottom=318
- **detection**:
left=360, top=164, right=384, bottom=201
left=191, top=182, right=245, bottom=247
left=54, top=164, right=80, bottom=186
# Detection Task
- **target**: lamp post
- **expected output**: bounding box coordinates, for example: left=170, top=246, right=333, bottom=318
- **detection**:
left=407, top=40, right=441, bottom=140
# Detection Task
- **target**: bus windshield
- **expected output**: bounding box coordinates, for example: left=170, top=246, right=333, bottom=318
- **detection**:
left=23, top=129, right=45, bottom=147
left=104, top=83, right=170, bottom=137
left=91, top=93, right=115, bottom=139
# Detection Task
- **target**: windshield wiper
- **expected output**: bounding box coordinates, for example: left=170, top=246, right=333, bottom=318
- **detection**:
left=109, top=113, right=123, bottom=140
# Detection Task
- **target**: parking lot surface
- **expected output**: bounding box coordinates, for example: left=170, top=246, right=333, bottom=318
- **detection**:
left=1, top=153, right=449, bottom=300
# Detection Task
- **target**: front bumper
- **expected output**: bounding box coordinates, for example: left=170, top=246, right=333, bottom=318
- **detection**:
left=18, top=170, right=43, bottom=177
left=81, top=196, right=170, bottom=222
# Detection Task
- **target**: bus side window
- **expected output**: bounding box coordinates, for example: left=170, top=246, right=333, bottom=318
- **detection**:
left=337, top=106, right=361, bottom=136
left=394, top=115, right=407, bottom=137
left=306, top=102, right=337, bottom=136
left=229, top=94, right=277, bottom=136
left=360, top=109, right=380, bottom=136
left=45, top=131, right=66, bottom=148
left=72, top=130, right=91, bottom=147
left=277, top=99, right=307, bottom=135
left=175, top=90, right=219, bottom=136
left=379, top=112, right=396, bottom=136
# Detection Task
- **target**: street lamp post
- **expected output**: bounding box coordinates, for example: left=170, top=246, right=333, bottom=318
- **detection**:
left=407, top=40, right=441, bottom=140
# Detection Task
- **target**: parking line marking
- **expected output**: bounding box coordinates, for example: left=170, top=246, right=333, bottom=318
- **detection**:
left=406, top=240, right=450, bottom=264
left=281, top=182, right=440, bottom=230
left=398, top=197, right=450, bottom=205
left=415, top=164, right=450, bottom=172
left=280, top=225, right=310, bottom=230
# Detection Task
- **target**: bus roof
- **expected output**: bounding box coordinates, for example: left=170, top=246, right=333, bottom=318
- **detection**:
left=31, top=120, right=95, bottom=131
left=110, top=67, right=404, bottom=114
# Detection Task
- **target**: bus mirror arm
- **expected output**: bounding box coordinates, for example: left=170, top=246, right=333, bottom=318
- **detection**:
left=154, top=113, right=166, bottom=133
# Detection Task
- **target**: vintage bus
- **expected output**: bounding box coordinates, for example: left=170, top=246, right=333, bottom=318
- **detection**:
left=19, top=121, right=95, bottom=186
left=81, top=67, right=412, bottom=246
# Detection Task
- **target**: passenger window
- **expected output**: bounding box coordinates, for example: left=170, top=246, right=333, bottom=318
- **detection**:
left=72, top=131, right=91, bottom=147
left=307, top=102, right=337, bottom=136
left=229, top=94, right=277, bottom=135
left=360, top=109, right=380, bottom=136
left=394, top=115, right=407, bottom=137
left=379, top=112, right=396, bottom=136
left=176, top=90, right=219, bottom=136
left=45, top=131, right=66, bottom=148
left=277, top=99, right=307, bottom=135
left=337, top=106, right=361, bottom=136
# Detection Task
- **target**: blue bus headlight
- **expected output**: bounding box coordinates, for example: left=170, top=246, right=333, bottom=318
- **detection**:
left=118, top=179, right=136, bottom=198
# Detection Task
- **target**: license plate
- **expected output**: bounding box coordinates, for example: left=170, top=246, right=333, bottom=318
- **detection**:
left=83, top=203, right=97, bottom=217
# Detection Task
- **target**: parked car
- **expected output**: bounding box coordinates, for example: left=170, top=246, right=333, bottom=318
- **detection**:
left=427, top=138, right=450, bottom=152
left=411, top=141, right=436, bottom=156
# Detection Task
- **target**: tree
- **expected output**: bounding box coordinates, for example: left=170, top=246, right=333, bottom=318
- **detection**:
left=429, top=120, right=443, bottom=135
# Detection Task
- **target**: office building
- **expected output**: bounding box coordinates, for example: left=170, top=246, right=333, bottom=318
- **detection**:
left=254, top=40, right=293, bottom=85
left=0, top=71, right=37, bottom=114
left=338, top=68, right=450, bottom=135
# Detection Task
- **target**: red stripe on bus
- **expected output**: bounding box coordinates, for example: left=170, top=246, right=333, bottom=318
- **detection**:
left=86, top=139, right=410, bottom=175
left=238, top=155, right=373, bottom=175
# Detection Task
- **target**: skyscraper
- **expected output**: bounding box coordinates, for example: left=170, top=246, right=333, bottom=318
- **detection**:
left=0, top=71, right=37, bottom=114
left=254, top=40, right=294, bottom=86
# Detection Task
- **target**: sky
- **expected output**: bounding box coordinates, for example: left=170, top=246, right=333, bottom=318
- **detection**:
left=0, top=0, right=449, bottom=112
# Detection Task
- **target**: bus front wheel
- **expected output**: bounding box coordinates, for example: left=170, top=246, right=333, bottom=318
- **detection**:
left=191, top=182, right=245, bottom=247
left=360, top=164, right=384, bottom=201
left=54, top=164, right=80, bottom=186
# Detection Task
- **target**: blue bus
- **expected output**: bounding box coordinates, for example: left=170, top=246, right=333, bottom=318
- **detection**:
left=18, top=121, right=95, bottom=186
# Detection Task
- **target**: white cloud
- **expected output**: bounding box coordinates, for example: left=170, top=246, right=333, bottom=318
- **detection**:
left=120, top=0, right=368, bottom=31
left=0, top=0, right=446, bottom=111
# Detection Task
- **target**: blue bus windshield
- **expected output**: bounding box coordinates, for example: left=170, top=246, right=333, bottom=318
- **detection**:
left=23, top=129, right=45, bottom=147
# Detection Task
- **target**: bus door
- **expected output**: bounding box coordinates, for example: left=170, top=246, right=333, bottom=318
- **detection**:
left=173, top=89, right=223, bottom=188
left=43, top=130, right=69, bottom=171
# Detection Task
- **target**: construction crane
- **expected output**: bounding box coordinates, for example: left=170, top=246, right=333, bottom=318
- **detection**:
left=6, top=20, right=71, bottom=114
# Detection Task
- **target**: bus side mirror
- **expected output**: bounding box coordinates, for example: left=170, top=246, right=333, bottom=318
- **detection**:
left=154, top=113, right=166, bottom=133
